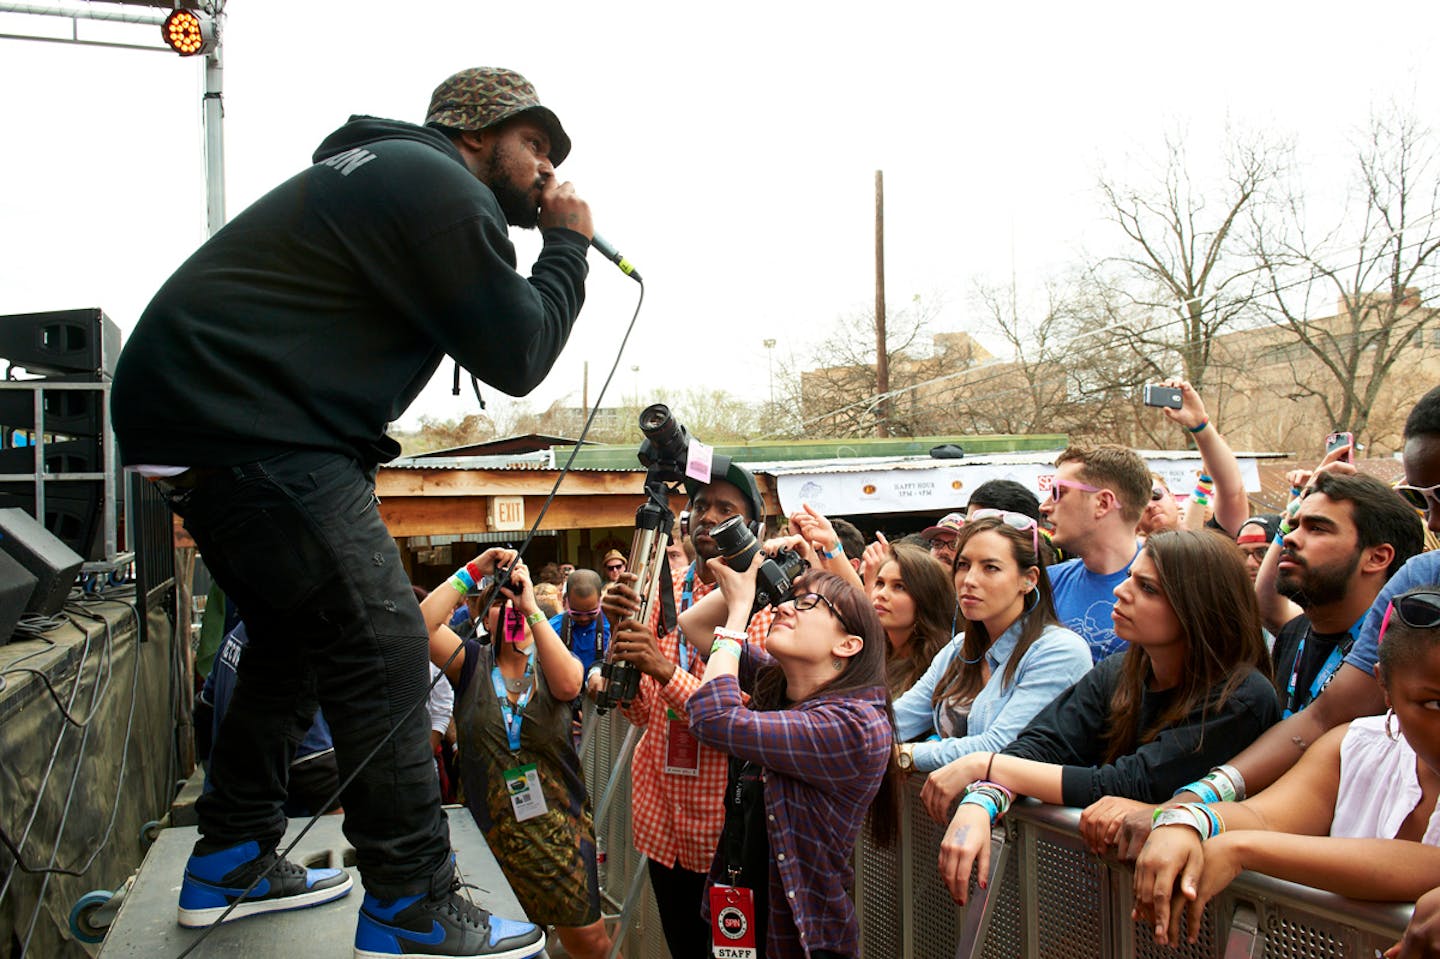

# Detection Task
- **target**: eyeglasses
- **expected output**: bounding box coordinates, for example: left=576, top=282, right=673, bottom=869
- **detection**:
left=791, top=591, right=855, bottom=634
left=1379, top=588, right=1440, bottom=648
left=1396, top=482, right=1440, bottom=517
left=1049, top=478, right=1102, bottom=502
left=565, top=606, right=599, bottom=620
left=969, top=508, right=1040, bottom=554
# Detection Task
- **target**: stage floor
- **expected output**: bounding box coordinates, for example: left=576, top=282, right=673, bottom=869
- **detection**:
left=99, top=806, right=527, bottom=958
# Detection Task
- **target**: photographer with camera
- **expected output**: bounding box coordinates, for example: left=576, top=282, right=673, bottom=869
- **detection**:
left=601, top=462, right=776, bottom=957
left=419, top=555, right=616, bottom=959
left=680, top=555, right=901, bottom=959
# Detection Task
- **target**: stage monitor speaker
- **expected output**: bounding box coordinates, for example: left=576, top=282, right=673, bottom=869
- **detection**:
left=0, top=507, right=82, bottom=616
left=0, top=308, right=121, bottom=378
left=0, top=375, right=105, bottom=438
left=0, top=483, right=105, bottom=562
left=0, top=550, right=37, bottom=646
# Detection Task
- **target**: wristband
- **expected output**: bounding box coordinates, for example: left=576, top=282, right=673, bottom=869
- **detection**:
left=450, top=566, right=477, bottom=593
left=447, top=575, right=469, bottom=596
left=821, top=542, right=844, bottom=560
left=525, top=610, right=545, bottom=628
left=958, top=792, right=999, bottom=822
left=1152, top=802, right=1226, bottom=840
left=1214, top=764, right=1246, bottom=801
left=710, top=637, right=743, bottom=660
left=713, top=627, right=748, bottom=642
left=1187, top=420, right=1209, bottom=434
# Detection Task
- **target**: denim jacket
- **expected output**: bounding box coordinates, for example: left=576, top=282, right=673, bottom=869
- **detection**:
left=893, top=620, right=1091, bottom=772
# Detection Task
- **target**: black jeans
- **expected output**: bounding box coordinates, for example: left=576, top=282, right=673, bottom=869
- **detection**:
left=648, top=858, right=711, bottom=959
left=163, top=450, right=449, bottom=899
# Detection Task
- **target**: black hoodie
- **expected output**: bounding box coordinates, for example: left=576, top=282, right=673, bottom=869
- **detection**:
left=112, top=117, right=589, bottom=467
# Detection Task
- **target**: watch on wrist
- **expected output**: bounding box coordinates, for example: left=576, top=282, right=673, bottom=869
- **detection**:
left=896, top=743, right=915, bottom=772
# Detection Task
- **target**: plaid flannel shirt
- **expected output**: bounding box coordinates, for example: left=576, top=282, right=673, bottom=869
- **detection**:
left=620, top=563, right=773, bottom=872
left=688, top=646, right=892, bottom=959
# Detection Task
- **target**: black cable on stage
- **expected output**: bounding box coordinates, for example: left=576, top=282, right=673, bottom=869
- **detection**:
left=0, top=602, right=139, bottom=898
left=173, top=276, right=647, bottom=959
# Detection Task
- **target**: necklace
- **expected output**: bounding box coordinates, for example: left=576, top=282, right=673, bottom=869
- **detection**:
left=505, top=675, right=533, bottom=694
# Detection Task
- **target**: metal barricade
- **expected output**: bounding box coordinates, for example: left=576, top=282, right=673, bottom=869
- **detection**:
left=583, top=707, right=1414, bottom=958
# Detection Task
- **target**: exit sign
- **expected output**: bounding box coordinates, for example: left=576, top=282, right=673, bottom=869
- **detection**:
left=490, top=496, right=525, bottom=531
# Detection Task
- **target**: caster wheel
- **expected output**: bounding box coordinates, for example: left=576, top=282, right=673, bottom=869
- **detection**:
left=69, top=890, right=113, bottom=944
left=140, top=820, right=163, bottom=848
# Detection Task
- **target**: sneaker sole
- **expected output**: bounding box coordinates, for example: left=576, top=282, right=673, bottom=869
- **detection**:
left=353, top=929, right=545, bottom=959
left=178, top=874, right=354, bottom=927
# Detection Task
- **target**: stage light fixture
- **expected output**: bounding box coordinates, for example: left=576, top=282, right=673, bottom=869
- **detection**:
left=161, top=9, right=215, bottom=57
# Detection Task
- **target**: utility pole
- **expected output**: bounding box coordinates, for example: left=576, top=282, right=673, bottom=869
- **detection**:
left=874, top=170, right=889, bottom=438
left=763, top=338, right=777, bottom=408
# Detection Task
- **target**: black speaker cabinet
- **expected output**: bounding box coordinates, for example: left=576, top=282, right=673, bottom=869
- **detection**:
left=0, top=507, right=82, bottom=616
left=0, top=440, right=111, bottom=560
left=0, top=308, right=121, bottom=378
left=0, top=550, right=37, bottom=645
left=0, top=375, right=105, bottom=438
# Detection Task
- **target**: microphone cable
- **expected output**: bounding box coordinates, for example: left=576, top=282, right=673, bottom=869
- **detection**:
left=174, top=271, right=646, bottom=959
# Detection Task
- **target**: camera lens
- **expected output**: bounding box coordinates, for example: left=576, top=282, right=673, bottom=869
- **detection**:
left=710, top=515, right=760, bottom=572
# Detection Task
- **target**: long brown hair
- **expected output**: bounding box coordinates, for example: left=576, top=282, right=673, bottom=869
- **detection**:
left=751, top=572, right=903, bottom=846
left=931, top=517, right=1060, bottom=712
left=1103, top=529, right=1271, bottom=763
left=879, top=543, right=956, bottom=697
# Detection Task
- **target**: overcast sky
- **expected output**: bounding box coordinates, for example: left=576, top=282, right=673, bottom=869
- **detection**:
left=0, top=1, right=1436, bottom=431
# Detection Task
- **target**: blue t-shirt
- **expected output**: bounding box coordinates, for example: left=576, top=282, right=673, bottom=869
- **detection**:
left=548, top=611, right=610, bottom=675
left=1345, top=550, right=1440, bottom=676
left=1049, top=555, right=1136, bottom=663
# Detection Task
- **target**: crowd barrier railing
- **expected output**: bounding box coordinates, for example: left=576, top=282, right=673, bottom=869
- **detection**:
left=582, top=706, right=1415, bottom=959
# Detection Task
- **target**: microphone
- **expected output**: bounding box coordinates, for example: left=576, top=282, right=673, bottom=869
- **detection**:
left=591, top=234, right=642, bottom=282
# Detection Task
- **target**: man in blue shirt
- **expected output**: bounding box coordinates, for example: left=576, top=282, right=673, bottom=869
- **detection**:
left=550, top=568, right=609, bottom=676
left=1040, top=445, right=1152, bottom=662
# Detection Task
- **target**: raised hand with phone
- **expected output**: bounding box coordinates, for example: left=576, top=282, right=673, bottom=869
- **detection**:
left=1145, top=379, right=1250, bottom=536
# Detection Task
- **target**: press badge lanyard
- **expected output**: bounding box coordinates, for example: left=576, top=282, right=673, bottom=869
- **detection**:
left=676, top=564, right=697, bottom=674
left=490, top=645, right=538, bottom=751
left=1284, top=617, right=1362, bottom=718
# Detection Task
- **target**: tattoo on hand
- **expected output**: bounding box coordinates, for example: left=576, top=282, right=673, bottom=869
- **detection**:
left=950, top=824, right=970, bottom=845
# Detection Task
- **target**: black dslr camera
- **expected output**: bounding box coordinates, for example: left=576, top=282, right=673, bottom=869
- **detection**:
left=709, top=515, right=807, bottom=614
left=595, top=404, right=695, bottom=712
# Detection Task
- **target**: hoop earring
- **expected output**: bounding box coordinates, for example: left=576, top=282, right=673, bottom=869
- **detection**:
left=1385, top=708, right=1398, bottom=742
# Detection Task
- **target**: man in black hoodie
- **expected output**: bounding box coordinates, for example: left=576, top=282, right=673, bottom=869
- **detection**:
left=113, top=67, right=591, bottom=959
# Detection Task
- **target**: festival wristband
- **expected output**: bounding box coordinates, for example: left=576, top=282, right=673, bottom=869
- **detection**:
left=958, top=792, right=999, bottom=822
left=821, top=542, right=844, bottom=560
left=710, top=638, right=743, bottom=660
left=1188, top=420, right=1209, bottom=434
left=1214, top=764, right=1246, bottom=801
left=525, top=610, right=545, bottom=628
left=1152, top=803, right=1225, bottom=840
left=450, top=566, right=477, bottom=594
left=448, top=575, right=469, bottom=595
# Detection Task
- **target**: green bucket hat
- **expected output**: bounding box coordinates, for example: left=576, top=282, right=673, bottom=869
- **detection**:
left=425, top=66, right=571, bottom=166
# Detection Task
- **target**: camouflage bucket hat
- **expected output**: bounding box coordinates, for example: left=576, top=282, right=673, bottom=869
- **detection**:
left=425, top=66, right=571, bottom=166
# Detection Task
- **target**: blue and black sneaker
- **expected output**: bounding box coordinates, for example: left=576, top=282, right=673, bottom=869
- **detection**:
left=177, top=840, right=353, bottom=927
left=355, top=876, right=544, bottom=959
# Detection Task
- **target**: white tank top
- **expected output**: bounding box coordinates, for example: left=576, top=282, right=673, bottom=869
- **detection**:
left=1333, top=714, right=1440, bottom=844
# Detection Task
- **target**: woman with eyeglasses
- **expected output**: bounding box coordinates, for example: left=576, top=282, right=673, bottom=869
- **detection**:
left=924, top=529, right=1278, bottom=905
left=418, top=553, right=617, bottom=959
left=870, top=542, right=957, bottom=697
left=1132, top=586, right=1440, bottom=948
left=676, top=562, right=901, bottom=959
left=892, top=513, right=1092, bottom=775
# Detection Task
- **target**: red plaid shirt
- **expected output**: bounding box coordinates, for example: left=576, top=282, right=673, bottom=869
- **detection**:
left=621, top=563, right=772, bottom=872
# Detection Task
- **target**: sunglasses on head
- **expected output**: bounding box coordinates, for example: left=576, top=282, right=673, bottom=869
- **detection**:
left=1378, top=589, right=1440, bottom=647
left=1049, top=478, right=1102, bottom=502
left=968, top=508, right=1040, bottom=554
left=1396, top=482, right=1440, bottom=517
